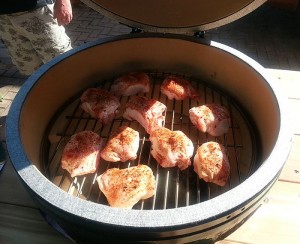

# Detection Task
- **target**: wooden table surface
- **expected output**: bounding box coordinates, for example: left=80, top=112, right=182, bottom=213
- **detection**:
left=0, top=69, right=299, bottom=244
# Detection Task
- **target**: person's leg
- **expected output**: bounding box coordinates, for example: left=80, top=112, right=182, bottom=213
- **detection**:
left=0, top=15, right=43, bottom=76
left=11, top=4, right=72, bottom=65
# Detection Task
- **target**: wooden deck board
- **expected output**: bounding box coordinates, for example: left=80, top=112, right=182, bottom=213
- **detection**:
left=0, top=203, right=73, bottom=244
left=219, top=181, right=300, bottom=244
left=279, top=135, right=300, bottom=183
left=287, top=99, right=300, bottom=135
left=267, top=69, right=300, bottom=100
left=0, top=154, right=36, bottom=208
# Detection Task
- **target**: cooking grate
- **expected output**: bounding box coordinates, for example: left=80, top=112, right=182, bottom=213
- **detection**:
left=41, top=71, right=258, bottom=210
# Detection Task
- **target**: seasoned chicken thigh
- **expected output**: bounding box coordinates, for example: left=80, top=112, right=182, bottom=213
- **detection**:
left=189, top=103, right=230, bottom=136
left=149, top=127, right=194, bottom=170
left=80, top=88, right=120, bottom=125
left=97, top=165, right=156, bottom=209
left=100, top=126, right=140, bottom=162
left=123, top=96, right=166, bottom=134
left=111, top=72, right=150, bottom=96
left=161, top=75, right=199, bottom=100
left=61, top=131, right=104, bottom=178
left=193, top=141, right=230, bottom=186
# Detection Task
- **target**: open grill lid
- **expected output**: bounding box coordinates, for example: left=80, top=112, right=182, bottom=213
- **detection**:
left=80, top=0, right=267, bottom=34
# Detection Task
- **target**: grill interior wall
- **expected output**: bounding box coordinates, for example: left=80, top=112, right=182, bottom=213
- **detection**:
left=42, top=72, right=257, bottom=210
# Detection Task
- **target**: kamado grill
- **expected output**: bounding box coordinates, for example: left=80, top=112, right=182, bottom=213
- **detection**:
left=6, top=1, right=292, bottom=243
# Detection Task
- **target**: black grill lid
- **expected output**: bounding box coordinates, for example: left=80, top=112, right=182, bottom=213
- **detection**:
left=80, top=0, right=267, bottom=34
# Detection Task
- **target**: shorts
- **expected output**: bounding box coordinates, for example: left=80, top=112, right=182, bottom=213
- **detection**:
left=0, top=3, right=72, bottom=76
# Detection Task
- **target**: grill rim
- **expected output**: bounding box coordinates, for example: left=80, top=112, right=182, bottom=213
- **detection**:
left=6, top=34, right=292, bottom=231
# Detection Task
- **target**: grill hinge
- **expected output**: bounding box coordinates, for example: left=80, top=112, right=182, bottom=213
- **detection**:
left=130, top=27, right=143, bottom=34
left=194, top=31, right=205, bottom=38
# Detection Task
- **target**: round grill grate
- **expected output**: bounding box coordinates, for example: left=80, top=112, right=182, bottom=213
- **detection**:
left=41, top=71, right=258, bottom=210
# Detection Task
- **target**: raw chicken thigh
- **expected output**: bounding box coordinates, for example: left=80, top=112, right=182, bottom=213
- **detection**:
left=80, top=88, right=120, bottom=125
left=123, top=96, right=166, bottom=134
left=100, top=126, right=140, bottom=162
left=161, top=75, right=199, bottom=100
left=111, top=72, right=150, bottom=96
left=193, top=141, right=230, bottom=186
left=189, top=103, right=230, bottom=136
left=61, top=131, right=104, bottom=178
left=149, top=127, right=194, bottom=170
left=97, top=165, right=156, bottom=209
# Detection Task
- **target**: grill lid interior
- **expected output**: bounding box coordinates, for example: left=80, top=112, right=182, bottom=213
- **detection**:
left=80, top=0, right=267, bottom=33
